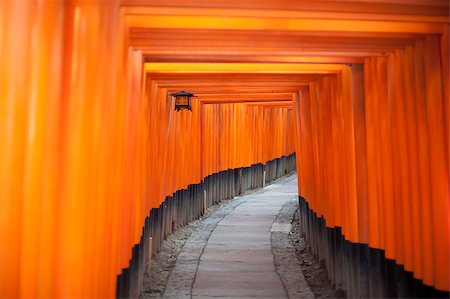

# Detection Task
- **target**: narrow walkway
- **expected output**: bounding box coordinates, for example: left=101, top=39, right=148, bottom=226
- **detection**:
left=163, top=174, right=313, bottom=298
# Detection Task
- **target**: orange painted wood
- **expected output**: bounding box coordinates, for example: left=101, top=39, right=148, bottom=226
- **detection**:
left=1, top=0, right=449, bottom=296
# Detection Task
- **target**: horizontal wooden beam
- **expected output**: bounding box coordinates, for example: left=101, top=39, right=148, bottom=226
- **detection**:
left=200, top=98, right=293, bottom=104
left=143, top=54, right=365, bottom=64
left=144, top=62, right=345, bottom=74
left=122, top=4, right=448, bottom=23
left=128, top=15, right=445, bottom=34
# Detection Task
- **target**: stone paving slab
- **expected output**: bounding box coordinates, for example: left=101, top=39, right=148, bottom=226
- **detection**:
left=200, top=248, right=274, bottom=263
left=209, top=225, right=272, bottom=234
left=196, top=261, right=275, bottom=273
left=219, top=215, right=275, bottom=224
left=229, top=210, right=279, bottom=216
left=207, top=233, right=271, bottom=243
left=191, top=296, right=286, bottom=298
left=232, top=205, right=275, bottom=211
left=205, top=242, right=272, bottom=250
left=192, top=271, right=286, bottom=298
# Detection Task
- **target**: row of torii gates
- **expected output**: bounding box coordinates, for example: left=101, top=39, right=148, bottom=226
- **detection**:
left=1, top=0, right=449, bottom=297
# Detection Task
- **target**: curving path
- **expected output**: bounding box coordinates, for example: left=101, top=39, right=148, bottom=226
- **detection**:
left=163, top=174, right=313, bottom=298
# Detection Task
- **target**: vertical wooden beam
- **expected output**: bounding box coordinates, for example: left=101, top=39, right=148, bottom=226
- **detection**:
left=351, top=63, right=369, bottom=298
left=424, top=34, right=450, bottom=291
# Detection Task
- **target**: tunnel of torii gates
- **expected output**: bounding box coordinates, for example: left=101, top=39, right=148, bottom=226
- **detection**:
left=1, top=0, right=449, bottom=298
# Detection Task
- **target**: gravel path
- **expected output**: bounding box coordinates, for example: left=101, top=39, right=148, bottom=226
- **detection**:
left=143, top=173, right=338, bottom=298
left=272, top=198, right=314, bottom=298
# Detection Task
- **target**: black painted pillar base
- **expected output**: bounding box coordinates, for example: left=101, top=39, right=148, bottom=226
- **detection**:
left=298, top=196, right=450, bottom=298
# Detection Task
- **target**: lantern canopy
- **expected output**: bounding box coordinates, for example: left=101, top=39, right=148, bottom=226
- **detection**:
left=172, top=91, right=194, bottom=111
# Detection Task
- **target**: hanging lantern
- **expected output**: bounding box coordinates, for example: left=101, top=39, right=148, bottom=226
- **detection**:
left=172, top=91, right=194, bottom=111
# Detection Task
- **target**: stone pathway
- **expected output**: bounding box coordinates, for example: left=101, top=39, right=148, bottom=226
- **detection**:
left=163, top=174, right=313, bottom=298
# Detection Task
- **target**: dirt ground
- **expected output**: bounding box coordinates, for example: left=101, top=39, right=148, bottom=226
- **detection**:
left=143, top=194, right=343, bottom=298
left=289, top=207, right=345, bottom=298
